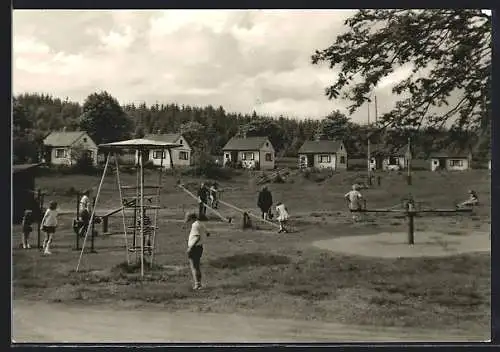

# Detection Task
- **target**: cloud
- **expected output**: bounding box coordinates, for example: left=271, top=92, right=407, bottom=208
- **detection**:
left=16, top=9, right=405, bottom=122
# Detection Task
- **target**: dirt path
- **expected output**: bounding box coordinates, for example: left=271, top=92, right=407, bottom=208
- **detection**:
left=12, top=300, right=488, bottom=343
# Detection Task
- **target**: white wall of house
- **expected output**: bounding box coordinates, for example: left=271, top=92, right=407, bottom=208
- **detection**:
left=258, top=140, right=275, bottom=170
left=382, top=156, right=406, bottom=170
left=239, top=150, right=259, bottom=169
left=315, top=153, right=337, bottom=169
left=431, top=158, right=469, bottom=171
left=135, top=136, right=192, bottom=168
left=49, top=134, right=98, bottom=166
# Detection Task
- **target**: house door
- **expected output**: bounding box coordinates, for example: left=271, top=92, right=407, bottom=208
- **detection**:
left=307, top=154, right=314, bottom=167
left=439, top=158, right=446, bottom=169
left=231, top=151, right=238, bottom=164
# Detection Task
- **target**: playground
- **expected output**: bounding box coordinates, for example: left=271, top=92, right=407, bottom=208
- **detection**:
left=12, top=157, right=491, bottom=341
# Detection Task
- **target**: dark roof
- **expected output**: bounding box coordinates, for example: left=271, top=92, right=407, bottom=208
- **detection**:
left=223, top=136, right=271, bottom=150
left=430, top=146, right=472, bottom=158
left=144, top=133, right=182, bottom=143
left=298, top=140, right=343, bottom=154
left=43, top=131, right=87, bottom=147
left=13, top=163, right=41, bottom=174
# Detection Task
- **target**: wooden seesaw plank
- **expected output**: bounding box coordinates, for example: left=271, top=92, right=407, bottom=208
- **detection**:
left=218, top=199, right=281, bottom=229
left=177, top=184, right=235, bottom=225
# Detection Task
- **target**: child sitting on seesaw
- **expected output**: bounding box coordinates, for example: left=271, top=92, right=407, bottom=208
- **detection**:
left=457, top=190, right=479, bottom=208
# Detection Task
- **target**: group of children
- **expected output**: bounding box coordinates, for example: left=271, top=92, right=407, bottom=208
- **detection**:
left=257, top=186, right=289, bottom=233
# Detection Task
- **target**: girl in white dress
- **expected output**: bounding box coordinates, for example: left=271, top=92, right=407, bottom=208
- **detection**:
left=275, top=202, right=289, bottom=233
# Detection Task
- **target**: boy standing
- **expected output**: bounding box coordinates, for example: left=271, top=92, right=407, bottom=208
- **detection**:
left=185, top=212, right=211, bottom=290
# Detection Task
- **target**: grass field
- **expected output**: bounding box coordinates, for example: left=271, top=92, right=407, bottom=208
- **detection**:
left=12, top=167, right=491, bottom=333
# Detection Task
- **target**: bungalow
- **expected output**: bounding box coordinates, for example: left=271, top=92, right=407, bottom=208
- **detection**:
left=297, top=140, right=347, bottom=170
left=430, top=147, right=473, bottom=171
left=136, top=133, right=192, bottom=168
left=222, top=136, right=275, bottom=170
left=43, top=131, right=98, bottom=166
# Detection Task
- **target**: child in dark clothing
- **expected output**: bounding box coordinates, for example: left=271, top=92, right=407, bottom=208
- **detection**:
left=21, top=209, right=33, bottom=249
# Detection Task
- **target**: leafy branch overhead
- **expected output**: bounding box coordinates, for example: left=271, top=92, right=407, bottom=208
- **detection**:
left=312, top=9, right=491, bottom=130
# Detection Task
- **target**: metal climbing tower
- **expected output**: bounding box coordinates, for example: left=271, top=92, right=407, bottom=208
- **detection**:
left=75, top=138, right=181, bottom=278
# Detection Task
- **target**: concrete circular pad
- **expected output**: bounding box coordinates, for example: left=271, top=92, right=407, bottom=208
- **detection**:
left=313, top=231, right=490, bottom=258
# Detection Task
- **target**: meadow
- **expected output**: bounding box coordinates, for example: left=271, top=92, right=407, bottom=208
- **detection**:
left=12, top=163, right=491, bottom=334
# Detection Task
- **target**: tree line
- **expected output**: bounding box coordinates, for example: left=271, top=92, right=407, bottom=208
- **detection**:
left=13, top=91, right=489, bottom=165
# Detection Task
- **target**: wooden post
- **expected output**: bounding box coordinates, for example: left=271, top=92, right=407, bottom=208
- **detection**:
left=37, top=189, right=42, bottom=249
left=407, top=201, right=415, bottom=245
left=75, top=193, right=81, bottom=250
left=102, top=216, right=109, bottom=234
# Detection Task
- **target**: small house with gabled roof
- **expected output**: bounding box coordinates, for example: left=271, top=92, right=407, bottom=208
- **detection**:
left=297, top=140, right=347, bottom=170
left=137, top=133, right=192, bottom=168
left=222, top=136, right=275, bottom=170
left=430, top=146, right=473, bottom=171
left=43, top=131, right=98, bottom=166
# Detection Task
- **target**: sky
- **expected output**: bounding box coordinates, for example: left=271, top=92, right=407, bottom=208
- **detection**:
left=11, top=10, right=491, bottom=123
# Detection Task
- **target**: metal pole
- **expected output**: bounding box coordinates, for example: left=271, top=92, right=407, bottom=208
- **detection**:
left=407, top=137, right=412, bottom=185
left=139, top=148, right=145, bottom=278
left=367, top=101, right=372, bottom=185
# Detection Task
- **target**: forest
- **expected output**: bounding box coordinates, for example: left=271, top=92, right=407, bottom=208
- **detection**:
left=12, top=91, right=490, bottom=166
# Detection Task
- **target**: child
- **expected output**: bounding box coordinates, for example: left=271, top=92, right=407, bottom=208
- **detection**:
left=209, top=182, right=219, bottom=209
left=21, top=209, right=33, bottom=249
left=185, top=212, right=211, bottom=290
left=137, top=209, right=153, bottom=254
left=345, top=184, right=363, bottom=221
left=457, top=190, right=479, bottom=208
left=79, top=190, right=91, bottom=238
left=41, top=201, right=58, bottom=255
left=275, top=201, right=289, bottom=233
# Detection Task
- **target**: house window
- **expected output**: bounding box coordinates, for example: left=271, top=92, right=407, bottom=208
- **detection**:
left=55, top=149, right=66, bottom=158
left=450, top=159, right=463, bottom=167
left=83, top=137, right=87, bottom=143
left=265, top=153, right=272, bottom=161
left=179, top=151, right=189, bottom=160
left=243, top=152, right=254, bottom=160
left=153, top=150, right=165, bottom=159
left=179, top=139, right=183, bottom=145
left=319, top=155, right=331, bottom=163
left=340, top=156, right=346, bottom=164
left=266, top=142, right=269, bottom=147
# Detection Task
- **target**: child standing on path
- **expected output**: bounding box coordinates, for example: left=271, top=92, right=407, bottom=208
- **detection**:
left=185, top=212, right=211, bottom=290
left=41, top=201, right=58, bottom=255
left=21, top=209, right=33, bottom=249
left=275, top=201, right=289, bottom=233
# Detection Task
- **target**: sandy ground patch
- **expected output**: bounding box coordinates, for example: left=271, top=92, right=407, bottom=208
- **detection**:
left=312, top=231, right=490, bottom=258
left=12, top=300, right=489, bottom=343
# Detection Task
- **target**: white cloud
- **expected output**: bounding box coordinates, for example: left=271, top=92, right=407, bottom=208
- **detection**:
left=12, top=10, right=412, bottom=123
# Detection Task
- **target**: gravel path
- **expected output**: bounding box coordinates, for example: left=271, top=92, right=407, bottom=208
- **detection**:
left=12, top=300, right=488, bottom=343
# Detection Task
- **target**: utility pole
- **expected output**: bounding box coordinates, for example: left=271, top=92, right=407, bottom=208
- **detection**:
left=367, top=100, right=372, bottom=185
left=374, top=95, right=378, bottom=124
left=407, top=136, right=412, bottom=185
